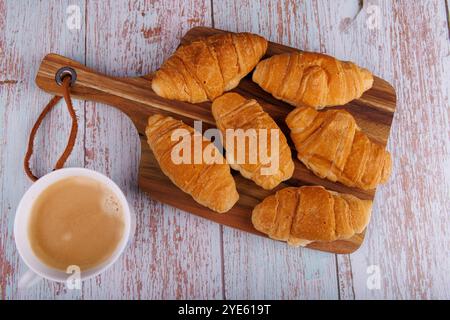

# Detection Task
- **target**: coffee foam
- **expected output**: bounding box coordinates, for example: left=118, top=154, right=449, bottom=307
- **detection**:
left=101, top=193, right=122, bottom=216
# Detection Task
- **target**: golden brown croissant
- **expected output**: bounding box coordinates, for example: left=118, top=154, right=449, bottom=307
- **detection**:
left=145, top=114, right=239, bottom=213
left=252, top=52, right=374, bottom=109
left=252, top=186, right=372, bottom=246
left=212, top=93, right=294, bottom=190
left=152, top=32, right=268, bottom=103
left=286, top=107, right=391, bottom=190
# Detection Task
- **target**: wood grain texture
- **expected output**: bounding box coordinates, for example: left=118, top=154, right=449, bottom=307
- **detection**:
left=0, top=0, right=87, bottom=299
left=212, top=0, right=345, bottom=299
left=214, top=0, right=450, bottom=299
left=1, top=0, right=449, bottom=299
left=2, top=0, right=223, bottom=300
left=349, top=0, right=450, bottom=300
left=81, top=0, right=221, bottom=300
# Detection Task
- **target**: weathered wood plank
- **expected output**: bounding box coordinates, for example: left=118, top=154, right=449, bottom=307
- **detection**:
left=81, top=0, right=221, bottom=299
left=0, top=0, right=86, bottom=299
left=213, top=0, right=450, bottom=300
left=348, top=0, right=450, bottom=299
left=212, top=0, right=343, bottom=299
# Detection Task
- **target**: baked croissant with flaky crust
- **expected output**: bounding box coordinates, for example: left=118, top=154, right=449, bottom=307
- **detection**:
left=252, top=186, right=372, bottom=246
left=252, top=52, right=374, bottom=109
left=286, top=107, right=391, bottom=190
left=152, top=32, right=268, bottom=103
left=212, top=93, right=294, bottom=190
left=145, top=114, right=239, bottom=213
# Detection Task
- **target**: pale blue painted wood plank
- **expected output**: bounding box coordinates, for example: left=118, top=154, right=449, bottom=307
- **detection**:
left=1, top=0, right=222, bottom=299
left=214, top=0, right=450, bottom=299
left=346, top=0, right=450, bottom=299
left=0, top=0, right=87, bottom=299
left=81, top=0, right=221, bottom=299
left=212, top=0, right=341, bottom=299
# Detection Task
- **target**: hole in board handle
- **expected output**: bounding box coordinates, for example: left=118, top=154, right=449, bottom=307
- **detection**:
left=55, top=67, right=77, bottom=86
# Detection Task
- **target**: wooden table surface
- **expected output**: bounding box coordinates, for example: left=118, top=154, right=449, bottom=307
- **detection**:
left=1, top=0, right=449, bottom=300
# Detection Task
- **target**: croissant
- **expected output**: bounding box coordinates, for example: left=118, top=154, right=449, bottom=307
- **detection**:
left=145, top=114, right=239, bottom=213
left=212, top=93, right=294, bottom=190
left=252, top=186, right=372, bottom=246
left=152, top=32, right=268, bottom=103
left=286, top=107, right=391, bottom=190
left=252, top=52, right=374, bottom=109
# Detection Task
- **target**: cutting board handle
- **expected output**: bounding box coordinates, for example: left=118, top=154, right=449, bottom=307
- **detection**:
left=35, top=53, right=215, bottom=134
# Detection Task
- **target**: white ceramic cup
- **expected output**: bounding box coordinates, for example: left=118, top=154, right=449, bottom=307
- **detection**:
left=14, top=168, right=135, bottom=288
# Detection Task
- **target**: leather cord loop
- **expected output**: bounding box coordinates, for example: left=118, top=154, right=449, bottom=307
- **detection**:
left=24, top=76, right=78, bottom=182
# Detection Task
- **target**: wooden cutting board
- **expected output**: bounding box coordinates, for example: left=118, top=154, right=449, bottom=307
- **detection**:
left=35, top=26, right=396, bottom=254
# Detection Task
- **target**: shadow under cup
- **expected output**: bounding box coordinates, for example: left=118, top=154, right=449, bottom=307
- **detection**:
left=14, top=168, right=134, bottom=284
